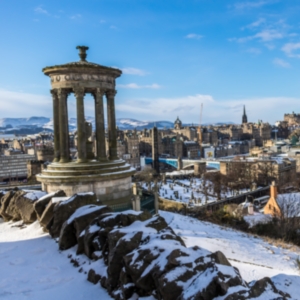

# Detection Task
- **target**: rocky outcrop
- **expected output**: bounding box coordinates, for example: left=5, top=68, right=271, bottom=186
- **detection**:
left=0, top=191, right=5, bottom=208
left=15, top=191, right=46, bottom=223
left=0, top=191, right=15, bottom=221
left=63, top=211, right=289, bottom=300
left=4, top=190, right=25, bottom=221
left=0, top=188, right=289, bottom=300
left=79, top=211, right=152, bottom=258
left=40, top=197, right=65, bottom=230
left=59, top=205, right=112, bottom=250
left=0, top=190, right=47, bottom=223
left=34, top=190, right=66, bottom=220
left=224, top=277, right=290, bottom=299
left=49, top=192, right=100, bottom=238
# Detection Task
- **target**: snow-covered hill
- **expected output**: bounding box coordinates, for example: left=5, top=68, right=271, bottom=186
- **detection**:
left=0, top=116, right=236, bottom=134
left=0, top=116, right=175, bottom=132
left=0, top=116, right=50, bottom=128
left=0, top=211, right=299, bottom=299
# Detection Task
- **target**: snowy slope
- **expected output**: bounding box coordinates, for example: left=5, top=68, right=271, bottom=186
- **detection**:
left=0, top=117, right=50, bottom=128
left=0, top=116, right=236, bottom=132
left=161, top=211, right=300, bottom=300
left=0, top=219, right=112, bottom=300
left=1, top=211, right=299, bottom=299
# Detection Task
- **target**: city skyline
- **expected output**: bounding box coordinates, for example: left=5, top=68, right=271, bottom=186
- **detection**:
left=1, top=0, right=300, bottom=124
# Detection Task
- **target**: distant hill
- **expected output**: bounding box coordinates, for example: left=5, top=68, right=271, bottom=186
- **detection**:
left=0, top=116, right=235, bottom=134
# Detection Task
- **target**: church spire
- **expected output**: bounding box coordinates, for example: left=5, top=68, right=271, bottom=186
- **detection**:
left=242, top=105, right=248, bottom=124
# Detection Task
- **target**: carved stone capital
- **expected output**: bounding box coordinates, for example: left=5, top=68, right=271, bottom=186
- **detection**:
left=57, top=88, right=69, bottom=99
left=106, top=89, right=117, bottom=98
left=73, top=87, right=85, bottom=99
left=92, top=88, right=105, bottom=100
left=50, top=89, right=58, bottom=99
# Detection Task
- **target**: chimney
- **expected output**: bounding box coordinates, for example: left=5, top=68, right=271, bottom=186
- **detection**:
left=270, top=181, right=277, bottom=199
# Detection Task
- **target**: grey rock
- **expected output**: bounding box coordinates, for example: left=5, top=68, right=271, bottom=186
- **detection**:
left=87, top=269, right=101, bottom=284
left=5, top=191, right=25, bottom=221
left=0, top=191, right=15, bottom=221
left=34, top=190, right=66, bottom=220
left=59, top=205, right=111, bottom=250
left=15, top=194, right=39, bottom=223
left=49, top=193, right=98, bottom=238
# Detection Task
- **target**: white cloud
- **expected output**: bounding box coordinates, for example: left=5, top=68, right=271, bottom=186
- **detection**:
left=100, top=20, right=106, bottom=23
left=234, top=1, right=273, bottom=10
left=116, top=94, right=213, bottom=118
left=110, top=25, right=117, bottom=30
left=70, top=14, right=81, bottom=20
left=242, top=18, right=265, bottom=30
left=185, top=34, right=203, bottom=40
left=273, top=58, right=290, bottom=68
left=116, top=94, right=300, bottom=124
left=282, top=42, right=300, bottom=58
left=234, top=29, right=283, bottom=43
left=117, top=83, right=161, bottom=89
left=255, top=29, right=283, bottom=42
left=0, top=89, right=51, bottom=118
left=0, top=88, right=297, bottom=124
left=121, top=68, right=148, bottom=76
left=34, top=6, right=49, bottom=14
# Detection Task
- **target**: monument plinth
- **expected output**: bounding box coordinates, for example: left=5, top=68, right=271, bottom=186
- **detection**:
left=36, top=46, right=135, bottom=209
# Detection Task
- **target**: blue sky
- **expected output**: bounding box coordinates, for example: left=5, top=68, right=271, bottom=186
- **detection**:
left=0, top=0, right=300, bottom=124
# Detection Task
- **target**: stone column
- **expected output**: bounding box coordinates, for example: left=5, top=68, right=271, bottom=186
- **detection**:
left=74, top=87, right=87, bottom=163
left=106, top=90, right=118, bottom=160
left=93, top=88, right=107, bottom=161
left=50, top=89, right=60, bottom=162
left=58, top=88, right=70, bottom=163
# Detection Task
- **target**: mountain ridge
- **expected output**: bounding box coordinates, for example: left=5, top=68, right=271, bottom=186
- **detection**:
left=0, top=116, right=235, bottom=134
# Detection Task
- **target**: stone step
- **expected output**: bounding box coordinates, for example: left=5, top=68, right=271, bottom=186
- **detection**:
left=42, top=165, right=131, bottom=177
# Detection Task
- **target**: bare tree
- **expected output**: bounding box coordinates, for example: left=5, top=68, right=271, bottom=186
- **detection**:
left=257, top=161, right=276, bottom=186
left=226, top=161, right=255, bottom=191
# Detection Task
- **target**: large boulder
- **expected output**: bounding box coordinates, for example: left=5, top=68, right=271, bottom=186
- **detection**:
left=40, top=196, right=69, bottom=230
left=80, top=221, right=102, bottom=257
left=15, top=191, right=47, bottom=223
left=106, top=231, right=143, bottom=291
left=34, top=190, right=66, bottom=220
left=49, top=192, right=99, bottom=238
left=0, top=191, right=15, bottom=221
left=59, top=205, right=112, bottom=250
left=179, top=263, right=246, bottom=300
left=97, top=210, right=151, bottom=230
left=4, top=190, right=25, bottom=221
left=224, top=277, right=291, bottom=299
left=81, top=211, right=152, bottom=259
left=0, top=191, right=5, bottom=208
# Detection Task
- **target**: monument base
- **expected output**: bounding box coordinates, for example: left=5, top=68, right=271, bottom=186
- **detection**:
left=36, top=159, right=135, bottom=210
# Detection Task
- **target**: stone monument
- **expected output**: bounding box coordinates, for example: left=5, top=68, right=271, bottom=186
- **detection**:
left=152, top=126, right=160, bottom=175
left=36, top=46, right=135, bottom=209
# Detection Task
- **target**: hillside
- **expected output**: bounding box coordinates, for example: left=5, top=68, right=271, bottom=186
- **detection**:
left=0, top=211, right=299, bottom=299
left=0, top=116, right=235, bottom=134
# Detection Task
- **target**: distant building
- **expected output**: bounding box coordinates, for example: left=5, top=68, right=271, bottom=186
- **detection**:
left=183, top=141, right=200, bottom=158
left=0, top=150, right=35, bottom=182
left=220, top=156, right=296, bottom=186
left=242, top=105, right=248, bottom=124
left=284, top=112, right=300, bottom=125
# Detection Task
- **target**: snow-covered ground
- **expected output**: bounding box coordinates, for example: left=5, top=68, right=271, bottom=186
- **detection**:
left=144, top=178, right=250, bottom=206
left=0, top=219, right=112, bottom=300
left=1, top=211, right=300, bottom=299
left=161, top=211, right=300, bottom=299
